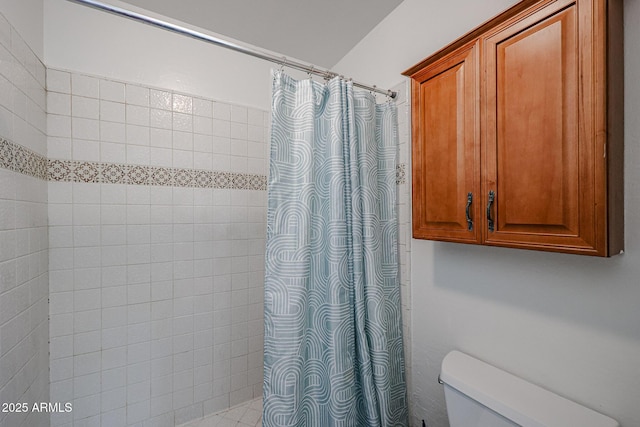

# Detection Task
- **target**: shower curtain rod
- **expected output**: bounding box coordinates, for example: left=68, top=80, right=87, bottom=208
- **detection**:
left=65, top=0, right=398, bottom=99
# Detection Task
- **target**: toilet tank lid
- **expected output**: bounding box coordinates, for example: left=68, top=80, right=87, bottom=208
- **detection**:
left=441, top=351, right=619, bottom=427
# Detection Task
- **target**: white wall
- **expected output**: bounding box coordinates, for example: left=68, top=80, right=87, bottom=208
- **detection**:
left=336, top=1, right=640, bottom=426
left=0, top=0, right=43, bottom=59
left=335, top=0, right=519, bottom=90
left=44, top=0, right=309, bottom=111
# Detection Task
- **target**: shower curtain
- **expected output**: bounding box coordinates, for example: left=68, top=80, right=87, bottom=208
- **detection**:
left=263, top=72, right=408, bottom=426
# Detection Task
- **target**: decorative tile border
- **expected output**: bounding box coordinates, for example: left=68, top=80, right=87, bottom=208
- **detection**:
left=2, top=137, right=405, bottom=189
left=396, top=163, right=406, bottom=185
left=48, top=159, right=267, bottom=190
left=0, top=137, right=48, bottom=180
left=0, top=136, right=266, bottom=190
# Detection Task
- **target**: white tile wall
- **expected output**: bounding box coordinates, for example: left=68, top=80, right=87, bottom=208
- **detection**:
left=47, top=69, right=268, bottom=426
left=47, top=69, right=268, bottom=175
left=0, top=16, right=46, bottom=158
left=392, top=80, right=413, bottom=422
left=0, top=11, right=49, bottom=427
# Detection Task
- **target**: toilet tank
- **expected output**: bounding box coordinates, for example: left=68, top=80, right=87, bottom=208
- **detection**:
left=440, top=351, right=619, bottom=427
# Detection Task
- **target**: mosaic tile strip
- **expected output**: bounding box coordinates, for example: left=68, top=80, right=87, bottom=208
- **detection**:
left=0, top=137, right=48, bottom=180
left=396, top=163, right=406, bottom=185
left=2, top=137, right=405, bottom=189
left=47, top=159, right=268, bottom=190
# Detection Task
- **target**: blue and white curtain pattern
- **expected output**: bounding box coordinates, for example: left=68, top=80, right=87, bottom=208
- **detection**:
left=263, top=72, right=408, bottom=426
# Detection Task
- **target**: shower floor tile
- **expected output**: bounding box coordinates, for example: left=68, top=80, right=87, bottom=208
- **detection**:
left=180, top=398, right=262, bottom=427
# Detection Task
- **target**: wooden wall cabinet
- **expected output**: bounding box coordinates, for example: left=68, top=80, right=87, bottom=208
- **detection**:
left=403, top=0, right=624, bottom=256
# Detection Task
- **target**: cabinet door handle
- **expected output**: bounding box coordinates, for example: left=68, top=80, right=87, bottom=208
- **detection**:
left=465, top=192, right=473, bottom=231
left=487, top=190, right=495, bottom=232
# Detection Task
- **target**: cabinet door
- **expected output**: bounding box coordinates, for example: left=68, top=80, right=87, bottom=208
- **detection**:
left=483, top=0, right=603, bottom=254
left=411, top=42, right=480, bottom=243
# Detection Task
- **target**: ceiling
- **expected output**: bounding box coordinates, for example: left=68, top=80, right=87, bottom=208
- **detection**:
left=118, top=0, right=404, bottom=68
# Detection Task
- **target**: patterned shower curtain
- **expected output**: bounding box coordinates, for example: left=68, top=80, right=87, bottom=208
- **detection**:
left=263, top=71, right=408, bottom=427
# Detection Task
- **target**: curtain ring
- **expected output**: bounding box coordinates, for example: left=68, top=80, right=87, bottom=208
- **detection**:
left=279, top=56, right=287, bottom=73
left=308, top=65, right=314, bottom=80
